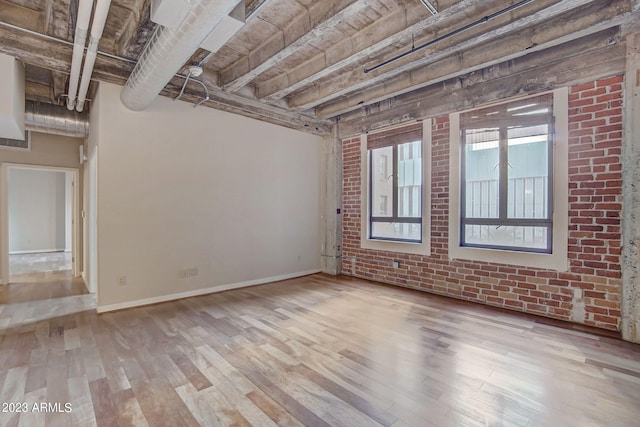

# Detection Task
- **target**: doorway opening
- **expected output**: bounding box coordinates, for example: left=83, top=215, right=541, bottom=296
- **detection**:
left=1, top=164, right=81, bottom=287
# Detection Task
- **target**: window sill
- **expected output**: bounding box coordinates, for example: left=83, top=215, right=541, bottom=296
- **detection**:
left=361, top=238, right=431, bottom=256
left=448, top=244, right=567, bottom=271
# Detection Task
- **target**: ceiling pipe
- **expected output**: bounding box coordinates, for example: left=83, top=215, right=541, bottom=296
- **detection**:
left=419, top=0, right=438, bottom=16
left=25, top=101, right=89, bottom=138
left=120, top=0, right=241, bottom=111
left=66, top=0, right=94, bottom=111
left=364, top=0, right=535, bottom=74
left=76, top=0, right=112, bottom=112
left=0, top=20, right=137, bottom=65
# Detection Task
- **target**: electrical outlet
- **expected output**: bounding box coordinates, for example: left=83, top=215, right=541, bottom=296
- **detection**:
left=392, top=261, right=400, bottom=269
left=117, top=276, right=127, bottom=286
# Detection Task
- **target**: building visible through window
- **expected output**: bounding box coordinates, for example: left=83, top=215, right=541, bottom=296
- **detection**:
left=368, top=123, right=423, bottom=242
left=460, top=94, right=554, bottom=253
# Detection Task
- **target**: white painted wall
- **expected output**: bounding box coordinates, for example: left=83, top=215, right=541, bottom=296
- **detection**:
left=8, top=168, right=66, bottom=253
left=92, top=82, right=322, bottom=309
left=85, top=93, right=100, bottom=295
left=65, top=172, right=72, bottom=252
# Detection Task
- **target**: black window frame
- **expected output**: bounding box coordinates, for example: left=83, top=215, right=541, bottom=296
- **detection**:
left=367, top=123, right=423, bottom=243
left=459, top=94, right=554, bottom=254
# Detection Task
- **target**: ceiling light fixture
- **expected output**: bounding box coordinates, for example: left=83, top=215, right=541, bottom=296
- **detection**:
left=188, top=65, right=204, bottom=77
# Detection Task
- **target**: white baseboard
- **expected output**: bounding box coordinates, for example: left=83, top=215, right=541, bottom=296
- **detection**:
left=96, top=269, right=321, bottom=313
left=9, top=249, right=66, bottom=255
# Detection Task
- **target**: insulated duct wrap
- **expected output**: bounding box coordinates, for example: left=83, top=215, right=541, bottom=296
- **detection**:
left=120, top=0, right=241, bottom=111
left=25, top=101, right=89, bottom=138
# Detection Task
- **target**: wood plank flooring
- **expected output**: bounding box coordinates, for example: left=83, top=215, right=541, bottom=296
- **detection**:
left=9, top=252, right=71, bottom=277
left=1, top=273, right=639, bottom=426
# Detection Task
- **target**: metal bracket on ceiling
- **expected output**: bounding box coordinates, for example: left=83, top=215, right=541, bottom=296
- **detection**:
left=174, top=69, right=210, bottom=108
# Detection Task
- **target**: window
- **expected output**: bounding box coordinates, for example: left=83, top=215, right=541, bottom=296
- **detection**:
left=360, top=120, right=431, bottom=255
left=379, top=195, right=388, bottom=215
left=369, top=123, right=422, bottom=242
left=449, top=89, right=568, bottom=271
left=378, top=154, right=388, bottom=178
left=460, top=94, right=553, bottom=253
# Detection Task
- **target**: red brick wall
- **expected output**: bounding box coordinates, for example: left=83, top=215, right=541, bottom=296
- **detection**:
left=342, top=76, right=624, bottom=331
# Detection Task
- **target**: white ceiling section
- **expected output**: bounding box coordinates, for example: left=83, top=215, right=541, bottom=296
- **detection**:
left=0, top=0, right=637, bottom=134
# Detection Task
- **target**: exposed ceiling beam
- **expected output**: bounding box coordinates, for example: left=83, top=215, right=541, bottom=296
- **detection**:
left=1, top=0, right=629, bottom=137
left=256, top=0, right=496, bottom=103
left=196, top=0, right=281, bottom=75
left=114, top=0, right=153, bottom=57
left=313, top=0, right=633, bottom=118
left=294, top=0, right=618, bottom=112
left=339, top=30, right=626, bottom=137
left=0, top=17, right=330, bottom=134
left=221, top=0, right=363, bottom=92
left=0, top=0, right=43, bottom=33
left=44, top=0, right=71, bottom=40
left=622, top=0, right=640, bottom=34
left=52, top=71, right=68, bottom=103
left=0, top=21, right=133, bottom=82
left=246, top=0, right=273, bottom=17
left=0, top=21, right=73, bottom=74
left=363, top=0, right=536, bottom=75
left=25, top=80, right=55, bottom=104
left=162, top=77, right=332, bottom=134
left=418, top=0, right=438, bottom=16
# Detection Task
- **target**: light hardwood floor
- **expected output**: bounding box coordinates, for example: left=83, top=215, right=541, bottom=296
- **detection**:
left=9, top=252, right=72, bottom=277
left=1, top=273, right=639, bottom=426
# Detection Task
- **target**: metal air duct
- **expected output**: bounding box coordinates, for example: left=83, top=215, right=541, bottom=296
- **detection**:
left=120, top=0, right=241, bottom=111
left=25, top=101, right=89, bottom=138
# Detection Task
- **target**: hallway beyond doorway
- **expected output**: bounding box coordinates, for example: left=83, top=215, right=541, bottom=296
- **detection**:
left=9, top=251, right=71, bottom=277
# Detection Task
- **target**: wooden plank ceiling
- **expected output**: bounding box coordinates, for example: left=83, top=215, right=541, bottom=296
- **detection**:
left=0, top=0, right=638, bottom=134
